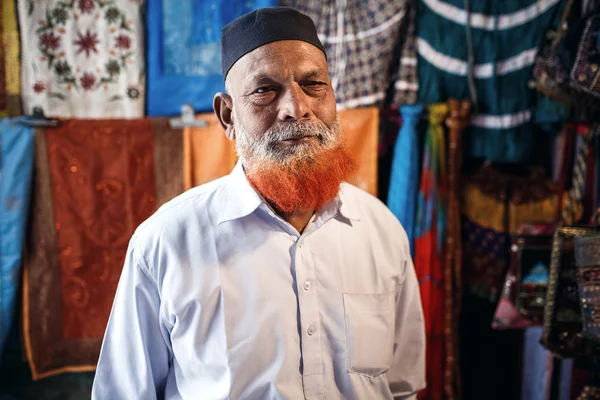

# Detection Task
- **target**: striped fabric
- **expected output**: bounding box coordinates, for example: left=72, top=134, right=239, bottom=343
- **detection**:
left=416, top=0, right=567, bottom=163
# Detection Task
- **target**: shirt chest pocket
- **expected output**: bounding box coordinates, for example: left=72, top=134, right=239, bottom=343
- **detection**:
left=342, top=291, right=395, bottom=378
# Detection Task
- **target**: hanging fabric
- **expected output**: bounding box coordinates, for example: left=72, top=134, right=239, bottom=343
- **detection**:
left=0, top=0, right=21, bottom=117
left=393, top=0, right=419, bottom=105
left=183, top=113, right=238, bottom=190
left=414, top=103, right=447, bottom=400
left=146, top=0, right=277, bottom=116
left=23, top=119, right=184, bottom=379
left=0, top=119, right=34, bottom=356
left=443, top=98, right=471, bottom=400
left=387, top=104, right=424, bottom=254
left=17, top=0, right=146, bottom=118
left=281, top=0, right=411, bottom=110
left=416, top=0, right=567, bottom=163
left=339, top=108, right=379, bottom=196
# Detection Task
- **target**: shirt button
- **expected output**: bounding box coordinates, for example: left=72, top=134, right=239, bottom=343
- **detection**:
left=307, top=325, right=316, bottom=336
left=298, top=241, right=303, bottom=248
left=303, top=281, right=311, bottom=291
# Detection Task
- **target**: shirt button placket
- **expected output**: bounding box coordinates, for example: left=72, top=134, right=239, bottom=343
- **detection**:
left=295, top=239, right=324, bottom=398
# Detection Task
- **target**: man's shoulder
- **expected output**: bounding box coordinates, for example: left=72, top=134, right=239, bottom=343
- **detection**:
left=340, top=182, right=407, bottom=235
left=132, top=175, right=230, bottom=243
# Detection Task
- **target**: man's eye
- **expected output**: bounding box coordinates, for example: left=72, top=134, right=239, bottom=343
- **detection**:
left=255, top=87, right=274, bottom=94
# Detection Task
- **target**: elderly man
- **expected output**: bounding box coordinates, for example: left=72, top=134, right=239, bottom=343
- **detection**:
left=92, top=7, right=425, bottom=400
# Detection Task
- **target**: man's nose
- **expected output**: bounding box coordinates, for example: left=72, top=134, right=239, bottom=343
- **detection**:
left=278, top=85, right=311, bottom=121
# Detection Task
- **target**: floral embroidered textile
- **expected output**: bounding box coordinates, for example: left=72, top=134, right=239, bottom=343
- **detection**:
left=18, top=0, right=145, bottom=118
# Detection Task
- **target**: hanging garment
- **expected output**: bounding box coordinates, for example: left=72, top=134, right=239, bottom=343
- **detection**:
left=183, top=113, right=238, bottom=190
left=281, top=0, right=411, bottom=110
left=17, top=0, right=145, bottom=118
left=417, top=0, right=566, bottom=163
left=146, top=0, right=277, bottom=116
left=387, top=104, right=424, bottom=254
left=521, top=328, right=554, bottom=400
left=443, top=98, right=471, bottom=400
left=23, top=119, right=184, bottom=380
left=0, top=119, right=34, bottom=356
left=462, top=166, right=562, bottom=302
left=414, top=103, right=448, bottom=400
left=393, top=0, right=419, bottom=105
left=339, top=107, right=379, bottom=196
left=0, top=0, right=21, bottom=117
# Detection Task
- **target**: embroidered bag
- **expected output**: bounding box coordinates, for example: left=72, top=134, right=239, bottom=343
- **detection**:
left=575, top=233, right=600, bottom=342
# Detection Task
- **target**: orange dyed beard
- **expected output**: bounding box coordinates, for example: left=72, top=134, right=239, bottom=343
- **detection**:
left=246, top=144, right=357, bottom=213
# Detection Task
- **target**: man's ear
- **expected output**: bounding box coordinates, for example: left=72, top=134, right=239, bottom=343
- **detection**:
left=213, top=92, right=235, bottom=141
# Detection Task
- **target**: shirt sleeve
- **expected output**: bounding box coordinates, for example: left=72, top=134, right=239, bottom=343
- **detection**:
left=92, top=243, right=171, bottom=400
left=388, top=248, right=426, bottom=399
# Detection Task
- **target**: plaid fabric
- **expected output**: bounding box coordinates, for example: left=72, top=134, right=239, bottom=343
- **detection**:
left=282, top=0, right=410, bottom=109
left=393, top=0, right=418, bottom=105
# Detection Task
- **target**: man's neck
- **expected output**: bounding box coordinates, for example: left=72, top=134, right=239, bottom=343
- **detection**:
left=272, top=204, right=315, bottom=234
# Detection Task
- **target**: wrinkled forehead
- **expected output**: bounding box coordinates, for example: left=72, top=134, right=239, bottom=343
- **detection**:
left=227, top=40, right=329, bottom=93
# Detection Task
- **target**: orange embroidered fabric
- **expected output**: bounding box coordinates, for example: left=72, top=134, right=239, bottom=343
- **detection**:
left=23, top=119, right=183, bottom=379
left=339, top=107, right=378, bottom=197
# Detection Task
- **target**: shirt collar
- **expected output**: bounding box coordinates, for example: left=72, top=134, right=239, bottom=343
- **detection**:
left=217, top=161, right=264, bottom=225
left=217, top=161, right=361, bottom=224
left=336, top=184, right=361, bottom=221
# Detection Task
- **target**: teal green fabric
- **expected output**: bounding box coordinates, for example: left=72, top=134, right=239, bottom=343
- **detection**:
left=417, top=0, right=567, bottom=162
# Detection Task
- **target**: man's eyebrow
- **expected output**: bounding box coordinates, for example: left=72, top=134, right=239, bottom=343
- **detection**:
left=301, top=70, right=327, bottom=80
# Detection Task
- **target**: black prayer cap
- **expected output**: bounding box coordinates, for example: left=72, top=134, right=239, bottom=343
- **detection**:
left=221, top=7, right=326, bottom=79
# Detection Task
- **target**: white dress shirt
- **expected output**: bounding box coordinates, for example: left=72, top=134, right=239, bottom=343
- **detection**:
left=92, top=162, right=426, bottom=400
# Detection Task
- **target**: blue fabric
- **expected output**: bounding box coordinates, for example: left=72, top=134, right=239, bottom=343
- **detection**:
left=387, top=104, right=424, bottom=256
left=0, top=119, right=34, bottom=355
left=147, top=0, right=278, bottom=116
left=521, top=327, right=553, bottom=400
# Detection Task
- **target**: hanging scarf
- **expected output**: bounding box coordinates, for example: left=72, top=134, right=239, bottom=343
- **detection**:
left=146, top=0, right=278, bottom=116
left=414, top=103, right=448, bottom=400
left=339, top=107, right=379, bottom=196
left=387, top=104, right=424, bottom=254
left=0, top=0, right=21, bottom=117
left=17, top=0, right=145, bottom=118
left=0, top=118, right=34, bottom=356
left=23, top=119, right=184, bottom=379
left=183, top=113, right=238, bottom=190
left=281, top=0, right=410, bottom=110
left=416, top=0, right=566, bottom=163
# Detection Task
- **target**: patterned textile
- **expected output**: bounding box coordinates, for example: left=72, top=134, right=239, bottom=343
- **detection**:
left=183, top=113, right=238, bottom=190
left=387, top=104, right=424, bottom=254
left=281, top=0, right=410, bottom=110
left=146, top=0, right=277, bottom=116
left=414, top=103, right=447, bottom=400
left=23, top=119, right=183, bottom=379
left=17, top=0, right=145, bottom=118
left=0, top=0, right=22, bottom=117
left=0, top=119, right=34, bottom=356
left=417, top=0, right=566, bottom=163
left=462, top=165, right=561, bottom=301
left=393, top=0, right=419, bottom=105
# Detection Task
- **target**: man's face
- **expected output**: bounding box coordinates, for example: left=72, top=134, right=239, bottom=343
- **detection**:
left=215, top=40, right=355, bottom=213
left=226, top=40, right=339, bottom=166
